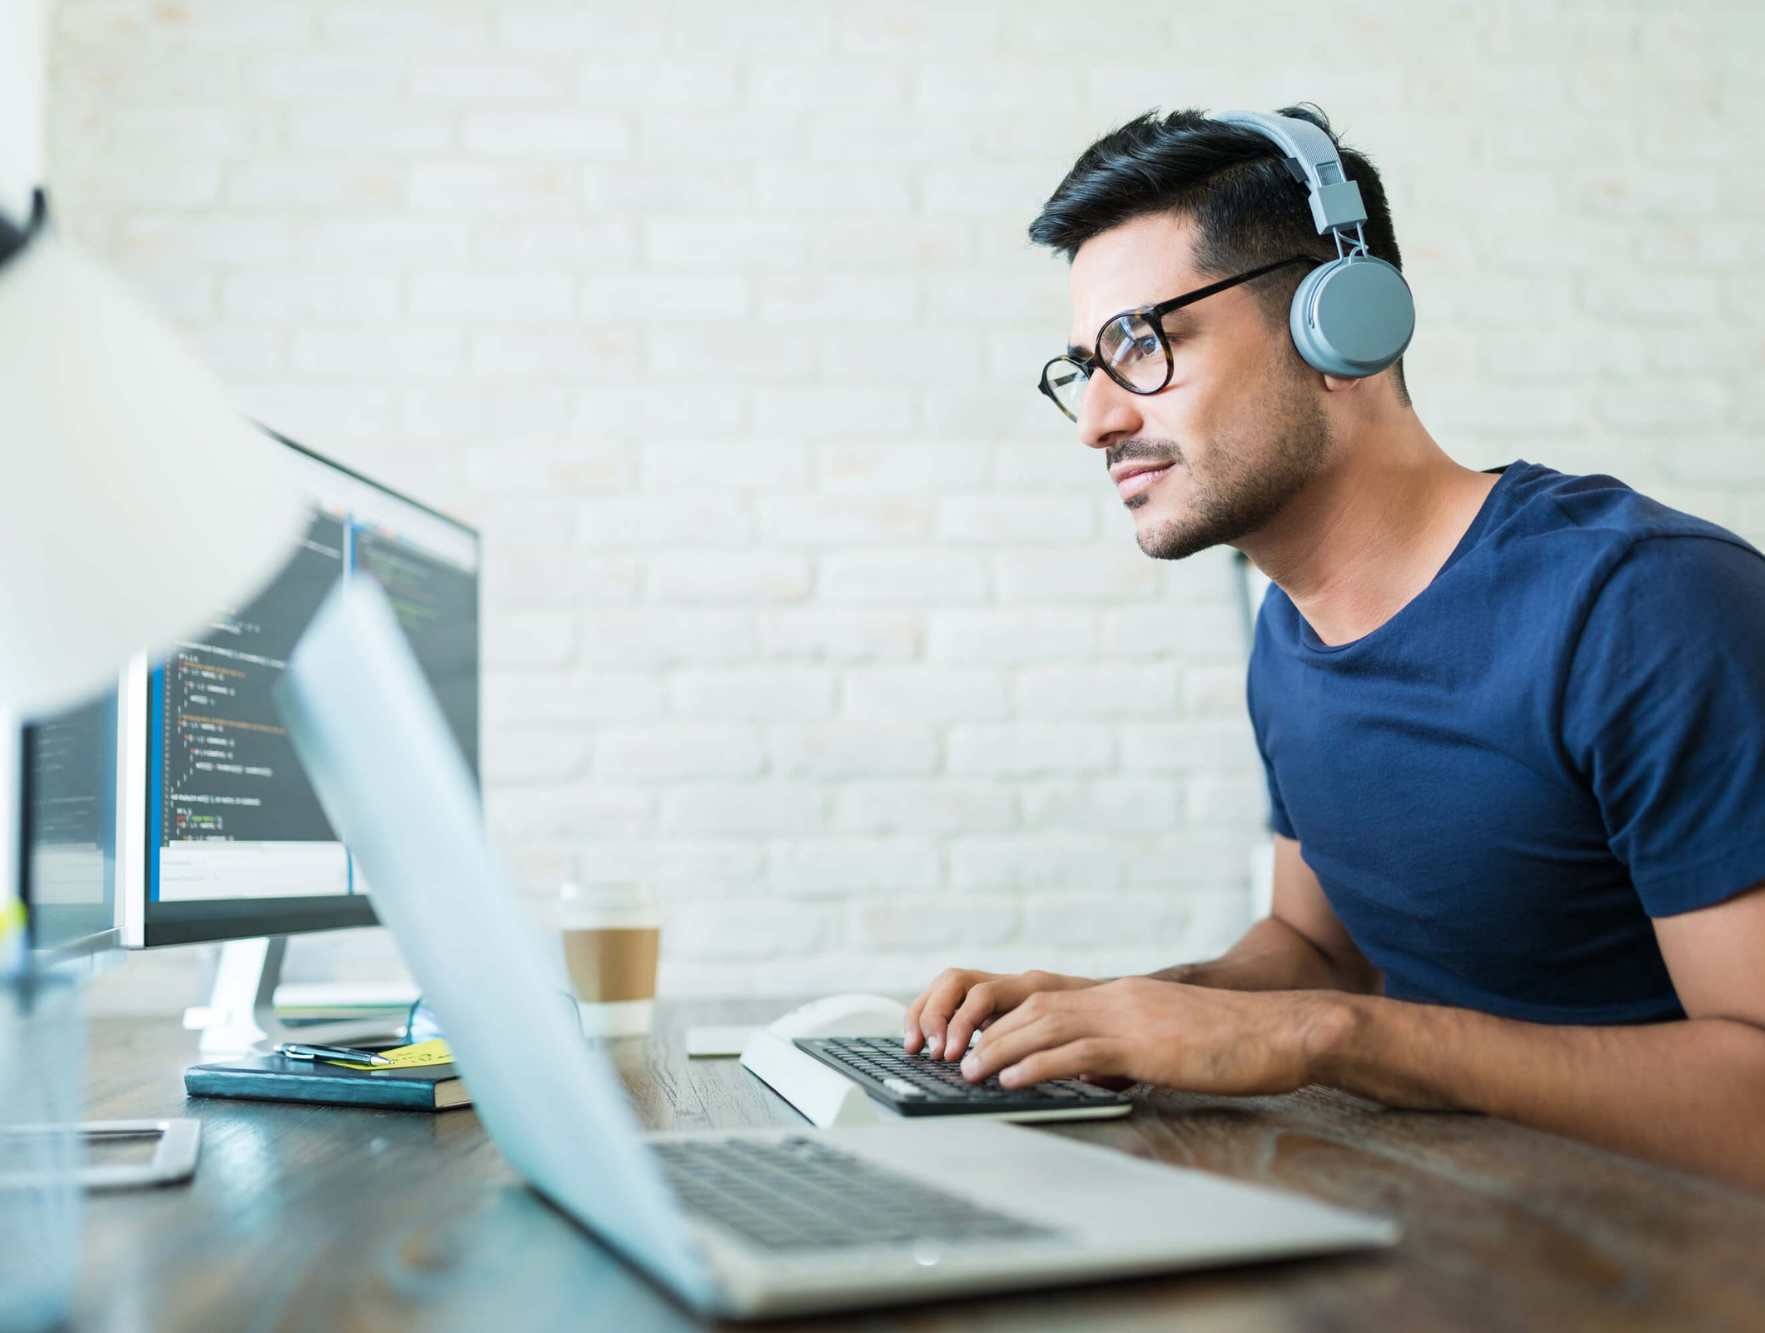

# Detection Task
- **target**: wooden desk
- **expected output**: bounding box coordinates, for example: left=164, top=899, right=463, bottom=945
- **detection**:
left=76, top=1000, right=1765, bottom=1332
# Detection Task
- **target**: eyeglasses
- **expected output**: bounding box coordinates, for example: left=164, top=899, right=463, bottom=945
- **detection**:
left=1036, top=255, right=1317, bottom=422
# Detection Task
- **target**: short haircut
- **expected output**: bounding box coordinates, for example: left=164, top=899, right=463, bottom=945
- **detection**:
left=1029, top=105, right=1408, bottom=400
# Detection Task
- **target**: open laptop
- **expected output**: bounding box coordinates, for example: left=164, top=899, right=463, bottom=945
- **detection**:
left=274, top=581, right=1398, bottom=1320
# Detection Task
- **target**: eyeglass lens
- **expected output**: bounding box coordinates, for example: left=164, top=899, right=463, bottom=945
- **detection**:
left=1097, top=313, right=1169, bottom=393
left=1043, top=359, right=1087, bottom=420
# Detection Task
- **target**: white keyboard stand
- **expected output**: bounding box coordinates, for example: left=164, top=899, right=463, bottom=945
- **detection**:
left=738, top=1031, right=887, bottom=1127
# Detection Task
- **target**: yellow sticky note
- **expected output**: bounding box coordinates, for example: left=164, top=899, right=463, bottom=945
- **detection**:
left=323, top=1038, right=454, bottom=1071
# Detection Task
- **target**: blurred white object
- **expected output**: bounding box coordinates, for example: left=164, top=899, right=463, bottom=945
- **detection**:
left=0, top=196, right=305, bottom=717
left=766, top=993, right=907, bottom=1041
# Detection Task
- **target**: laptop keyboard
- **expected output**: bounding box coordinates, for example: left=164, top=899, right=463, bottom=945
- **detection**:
left=651, top=1136, right=1059, bottom=1252
left=796, top=1036, right=1130, bottom=1116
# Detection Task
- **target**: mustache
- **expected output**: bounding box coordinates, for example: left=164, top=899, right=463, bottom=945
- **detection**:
left=1104, top=437, right=1185, bottom=471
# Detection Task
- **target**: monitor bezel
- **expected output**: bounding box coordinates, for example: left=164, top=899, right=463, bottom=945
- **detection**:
left=117, top=428, right=481, bottom=950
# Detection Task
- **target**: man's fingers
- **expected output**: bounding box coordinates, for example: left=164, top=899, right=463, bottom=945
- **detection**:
left=914, top=971, right=984, bottom=1059
left=942, top=980, right=1009, bottom=1061
left=995, top=1038, right=1116, bottom=1090
left=961, top=1001, right=1072, bottom=1082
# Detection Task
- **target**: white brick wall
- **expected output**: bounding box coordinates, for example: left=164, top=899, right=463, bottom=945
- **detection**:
left=47, top=0, right=1765, bottom=1002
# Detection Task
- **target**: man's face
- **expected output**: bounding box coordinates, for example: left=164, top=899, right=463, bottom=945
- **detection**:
left=1067, top=212, right=1330, bottom=560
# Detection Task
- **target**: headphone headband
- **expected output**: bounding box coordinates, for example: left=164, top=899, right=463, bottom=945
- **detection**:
left=1215, top=110, right=1367, bottom=236
left=0, top=189, right=48, bottom=274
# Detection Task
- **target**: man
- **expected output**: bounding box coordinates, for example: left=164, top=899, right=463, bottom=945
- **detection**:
left=906, top=107, right=1765, bottom=1189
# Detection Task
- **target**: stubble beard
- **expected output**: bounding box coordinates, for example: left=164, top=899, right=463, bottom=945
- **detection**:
left=1114, top=371, right=1332, bottom=562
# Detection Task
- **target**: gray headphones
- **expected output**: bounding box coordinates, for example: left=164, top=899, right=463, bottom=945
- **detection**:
left=1216, top=111, right=1415, bottom=379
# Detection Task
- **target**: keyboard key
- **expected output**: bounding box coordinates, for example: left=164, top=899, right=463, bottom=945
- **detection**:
left=654, top=1137, right=1060, bottom=1254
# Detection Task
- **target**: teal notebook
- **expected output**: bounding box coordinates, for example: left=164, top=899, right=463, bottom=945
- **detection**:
left=184, top=1053, right=472, bottom=1110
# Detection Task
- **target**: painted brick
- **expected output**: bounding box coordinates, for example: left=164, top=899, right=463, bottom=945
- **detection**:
left=578, top=496, right=752, bottom=548
left=821, top=444, right=991, bottom=493
left=926, top=610, right=1095, bottom=665
left=835, top=783, right=1014, bottom=835
left=287, top=108, right=452, bottom=153
left=758, top=611, right=921, bottom=663
left=408, top=271, right=573, bottom=322
left=843, top=669, right=1006, bottom=722
left=759, top=496, right=931, bottom=545
left=478, top=221, right=638, bottom=266
left=481, top=729, right=593, bottom=784
left=672, top=670, right=836, bottom=723
left=768, top=723, right=939, bottom=779
left=117, top=215, right=291, bottom=265
left=948, top=836, right=1118, bottom=891
left=576, top=611, right=757, bottom=666
left=224, top=272, right=397, bottom=320
left=649, top=553, right=812, bottom=606
left=305, top=218, right=471, bottom=265
left=462, top=112, right=631, bottom=157
left=658, top=785, right=828, bottom=837
left=481, top=672, right=665, bottom=726
left=577, top=60, right=738, bottom=106
left=771, top=840, right=939, bottom=896
left=482, top=612, right=578, bottom=669
left=293, top=330, right=464, bottom=378
left=821, top=553, right=988, bottom=604
left=412, top=64, right=566, bottom=100
left=946, top=724, right=1114, bottom=776
left=935, top=496, right=1096, bottom=543
left=594, top=726, right=765, bottom=780
left=1020, top=779, right=1183, bottom=833
left=1015, top=666, right=1180, bottom=718
left=470, top=330, right=637, bottom=378
left=1120, top=721, right=1260, bottom=776
left=849, top=900, right=1019, bottom=952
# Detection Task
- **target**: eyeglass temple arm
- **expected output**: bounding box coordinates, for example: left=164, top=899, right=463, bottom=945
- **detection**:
left=1144, top=254, right=1316, bottom=321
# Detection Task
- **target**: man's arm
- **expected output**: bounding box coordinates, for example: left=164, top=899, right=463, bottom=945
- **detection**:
left=1152, top=835, right=1382, bottom=993
left=960, top=881, right=1765, bottom=1190
left=906, top=835, right=1373, bottom=1059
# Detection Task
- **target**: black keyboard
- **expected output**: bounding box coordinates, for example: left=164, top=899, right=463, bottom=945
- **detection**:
left=651, top=1136, right=1060, bottom=1252
left=794, top=1036, right=1131, bottom=1117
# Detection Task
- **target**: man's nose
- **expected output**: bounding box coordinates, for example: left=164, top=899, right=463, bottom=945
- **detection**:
left=1076, top=372, right=1142, bottom=451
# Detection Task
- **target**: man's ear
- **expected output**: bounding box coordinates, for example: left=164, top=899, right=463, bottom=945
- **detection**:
left=1320, top=374, right=1364, bottom=393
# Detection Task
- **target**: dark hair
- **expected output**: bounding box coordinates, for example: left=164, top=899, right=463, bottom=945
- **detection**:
left=1029, top=105, right=1408, bottom=400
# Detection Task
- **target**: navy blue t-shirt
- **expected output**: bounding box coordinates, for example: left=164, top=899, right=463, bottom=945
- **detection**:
left=1248, top=461, right=1765, bottom=1025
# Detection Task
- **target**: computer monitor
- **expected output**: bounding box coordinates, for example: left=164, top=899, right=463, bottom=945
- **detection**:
left=116, top=432, right=480, bottom=951
left=18, top=688, right=123, bottom=970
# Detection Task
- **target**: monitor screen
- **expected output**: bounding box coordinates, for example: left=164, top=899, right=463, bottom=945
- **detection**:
left=20, top=689, right=121, bottom=963
left=122, top=433, right=479, bottom=948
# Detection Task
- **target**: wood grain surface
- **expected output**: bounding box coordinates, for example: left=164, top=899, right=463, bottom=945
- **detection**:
left=71, top=999, right=1765, bottom=1332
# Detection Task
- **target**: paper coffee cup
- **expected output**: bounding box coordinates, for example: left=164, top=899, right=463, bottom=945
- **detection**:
left=549, top=884, right=660, bottom=1038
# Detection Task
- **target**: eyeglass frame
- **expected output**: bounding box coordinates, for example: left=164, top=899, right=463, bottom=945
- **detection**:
left=1036, top=253, right=1319, bottom=422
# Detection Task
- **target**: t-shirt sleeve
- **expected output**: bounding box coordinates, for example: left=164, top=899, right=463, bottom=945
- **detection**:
left=1563, top=534, right=1765, bottom=917
left=1245, top=641, right=1297, bottom=840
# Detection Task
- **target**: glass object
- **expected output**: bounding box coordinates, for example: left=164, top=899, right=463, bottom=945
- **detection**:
left=0, top=972, right=83, bottom=1333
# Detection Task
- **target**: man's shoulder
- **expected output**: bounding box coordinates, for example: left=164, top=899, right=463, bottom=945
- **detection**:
left=1491, top=461, right=1755, bottom=561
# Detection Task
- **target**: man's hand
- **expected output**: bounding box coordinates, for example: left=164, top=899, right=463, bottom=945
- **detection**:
left=903, top=968, right=1099, bottom=1061
left=957, top=976, right=1347, bottom=1094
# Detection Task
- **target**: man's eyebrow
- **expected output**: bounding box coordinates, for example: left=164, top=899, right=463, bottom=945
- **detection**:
left=1064, top=342, right=1089, bottom=360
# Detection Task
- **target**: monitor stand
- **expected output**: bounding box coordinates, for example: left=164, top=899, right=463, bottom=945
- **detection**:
left=182, top=937, right=409, bottom=1055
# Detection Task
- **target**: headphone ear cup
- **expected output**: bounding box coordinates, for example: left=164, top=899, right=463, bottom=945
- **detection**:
left=1288, top=256, right=1415, bottom=378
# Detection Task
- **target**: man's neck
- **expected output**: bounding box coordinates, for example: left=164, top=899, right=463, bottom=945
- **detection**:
left=1240, top=417, right=1498, bottom=647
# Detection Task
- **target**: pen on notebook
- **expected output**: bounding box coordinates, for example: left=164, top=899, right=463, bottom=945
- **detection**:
left=275, top=1042, right=393, bottom=1066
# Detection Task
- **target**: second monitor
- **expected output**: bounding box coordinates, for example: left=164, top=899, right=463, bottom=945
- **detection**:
left=117, top=432, right=480, bottom=953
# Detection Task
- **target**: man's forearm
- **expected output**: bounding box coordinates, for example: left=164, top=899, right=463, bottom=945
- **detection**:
left=1151, top=915, right=1379, bottom=994
left=1310, top=994, right=1765, bottom=1189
